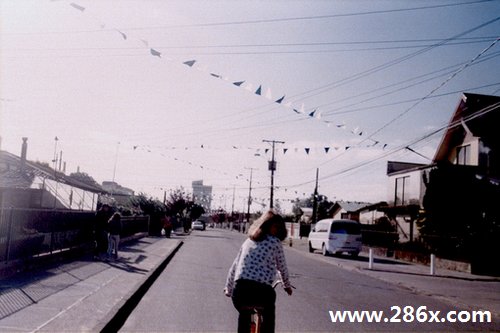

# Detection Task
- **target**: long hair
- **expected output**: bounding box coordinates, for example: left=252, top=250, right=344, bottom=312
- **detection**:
left=248, top=210, right=287, bottom=242
left=108, top=212, right=121, bottom=223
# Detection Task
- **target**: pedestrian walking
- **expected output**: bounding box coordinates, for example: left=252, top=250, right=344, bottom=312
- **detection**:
left=107, top=212, right=122, bottom=260
left=94, top=204, right=112, bottom=259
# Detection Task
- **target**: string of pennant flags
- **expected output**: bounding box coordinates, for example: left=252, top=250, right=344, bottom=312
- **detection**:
left=132, top=143, right=387, bottom=154
left=132, top=143, right=324, bottom=200
left=130, top=142, right=337, bottom=197
left=67, top=2, right=390, bottom=150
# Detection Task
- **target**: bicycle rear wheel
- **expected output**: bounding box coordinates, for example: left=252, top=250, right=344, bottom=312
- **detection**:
left=250, top=311, right=261, bottom=333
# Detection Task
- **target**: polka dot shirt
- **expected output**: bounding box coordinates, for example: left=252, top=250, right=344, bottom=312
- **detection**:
left=225, top=235, right=291, bottom=295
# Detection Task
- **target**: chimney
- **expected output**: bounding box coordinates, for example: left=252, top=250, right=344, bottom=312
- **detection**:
left=20, top=137, right=28, bottom=172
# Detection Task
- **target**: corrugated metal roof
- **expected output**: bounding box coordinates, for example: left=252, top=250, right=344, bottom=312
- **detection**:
left=0, top=150, right=104, bottom=193
left=335, top=201, right=372, bottom=212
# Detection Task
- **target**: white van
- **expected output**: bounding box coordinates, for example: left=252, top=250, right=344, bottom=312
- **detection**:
left=308, top=219, right=362, bottom=257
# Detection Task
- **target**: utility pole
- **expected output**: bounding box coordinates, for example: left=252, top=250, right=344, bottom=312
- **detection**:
left=52, top=136, right=59, bottom=208
left=312, top=168, right=319, bottom=224
left=262, top=139, right=285, bottom=209
left=245, top=167, right=257, bottom=223
left=52, top=136, right=59, bottom=171
left=111, top=142, right=120, bottom=196
left=231, top=185, right=235, bottom=214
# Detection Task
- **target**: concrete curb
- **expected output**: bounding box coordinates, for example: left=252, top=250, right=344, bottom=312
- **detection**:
left=95, top=240, right=183, bottom=333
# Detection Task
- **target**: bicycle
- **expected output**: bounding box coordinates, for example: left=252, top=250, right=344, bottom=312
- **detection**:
left=239, top=280, right=295, bottom=333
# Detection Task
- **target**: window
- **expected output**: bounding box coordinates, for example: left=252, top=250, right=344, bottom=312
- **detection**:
left=394, top=176, right=410, bottom=206
left=456, top=144, right=471, bottom=165
left=330, top=222, right=361, bottom=235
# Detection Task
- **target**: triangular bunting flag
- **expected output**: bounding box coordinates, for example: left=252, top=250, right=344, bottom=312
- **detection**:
left=150, top=48, right=161, bottom=57
left=183, top=60, right=196, bottom=67
left=305, top=148, right=310, bottom=155
left=309, top=109, right=316, bottom=117
left=255, top=85, right=262, bottom=95
left=117, top=30, right=127, bottom=40
left=283, top=148, right=288, bottom=154
left=70, top=3, right=85, bottom=11
left=299, top=103, right=305, bottom=113
left=265, top=88, right=272, bottom=99
left=233, top=81, right=245, bottom=87
left=324, top=147, right=330, bottom=153
left=275, top=95, right=285, bottom=104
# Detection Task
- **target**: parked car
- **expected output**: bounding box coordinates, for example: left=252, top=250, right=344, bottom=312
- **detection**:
left=192, top=220, right=205, bottom=231
left=308, top=219, right=362, bottom=257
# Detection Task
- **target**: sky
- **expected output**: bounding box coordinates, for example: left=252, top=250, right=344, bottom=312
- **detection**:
left=1, top=0, right=499, bottom=213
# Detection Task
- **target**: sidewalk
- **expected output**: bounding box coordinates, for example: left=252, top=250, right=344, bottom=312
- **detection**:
left=0, top=235, right=183, bottom=332
left=287, top=237, right=500, bottom=319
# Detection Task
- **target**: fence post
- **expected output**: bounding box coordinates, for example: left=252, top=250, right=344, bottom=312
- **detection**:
left=368, top=248, right=374, bottom=270
left=430, top=253, right=436, bottom=275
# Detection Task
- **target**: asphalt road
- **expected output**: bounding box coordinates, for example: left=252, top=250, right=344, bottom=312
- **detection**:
left=120, top=229, right=496, bottom=332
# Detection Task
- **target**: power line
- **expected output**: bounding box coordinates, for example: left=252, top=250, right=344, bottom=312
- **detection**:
left=4, top=37, right=496, bottom=53
left=361, top=36, right=500, bottom=144
left=282, top=100, right=500, bottom=190
left=283, top=16, right=500, bottom=104
left=318, top=51, right=500, bottom=116
left=2, top=1, right=493, bottom=35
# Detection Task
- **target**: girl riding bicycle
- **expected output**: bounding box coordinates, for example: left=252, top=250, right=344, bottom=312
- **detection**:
left=224, top=210, right=293, bottom=333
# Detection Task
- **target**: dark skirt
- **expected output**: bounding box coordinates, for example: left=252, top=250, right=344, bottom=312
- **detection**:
left=232, top=279, right=276, bottom=333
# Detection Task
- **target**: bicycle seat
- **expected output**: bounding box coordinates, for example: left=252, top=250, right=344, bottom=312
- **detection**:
left=240, top=305, right=265, bottom=313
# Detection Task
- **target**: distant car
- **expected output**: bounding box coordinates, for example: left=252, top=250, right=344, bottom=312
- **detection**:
left=308, top=219, right=362, bottom=257
left=192, top=220, right=205, bottom=231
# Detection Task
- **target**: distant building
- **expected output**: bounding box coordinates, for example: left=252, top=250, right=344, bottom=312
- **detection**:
left=101, top=181, right=134, bottom=206
left=192, top=180, right=212, bottom=212
left=0, top=138, right=103, bottom=210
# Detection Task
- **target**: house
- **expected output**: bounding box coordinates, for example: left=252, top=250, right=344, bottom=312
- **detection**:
left=327, top=200, right=385, bottom=224
left=0, top=138, right=104, bottom=211
left=433, top=93, right=499, bottom=175
left=386, top=93, right=500, bottom=242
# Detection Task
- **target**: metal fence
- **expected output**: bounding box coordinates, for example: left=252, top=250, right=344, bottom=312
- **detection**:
left=0, top=208, right=149, bottom=264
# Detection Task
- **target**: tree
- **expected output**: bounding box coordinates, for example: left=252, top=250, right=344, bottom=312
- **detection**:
left=128, top=193, right=166, bottom=235
left=165, top=188, right=190, bottom=218
left=419, top=162, right=498, bottom=264
left=292, top=193, right=334, bottom=222
left=187, top=201, right=205, bottom=220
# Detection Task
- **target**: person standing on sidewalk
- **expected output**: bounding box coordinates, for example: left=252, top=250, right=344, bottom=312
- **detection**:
left=107, top=212, right=122, bottom=260
left=94, top=204, right=112, bottom=259
left=162, top=214, right=173, bottom=238
left=224, top=210, right=293, bottom=333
